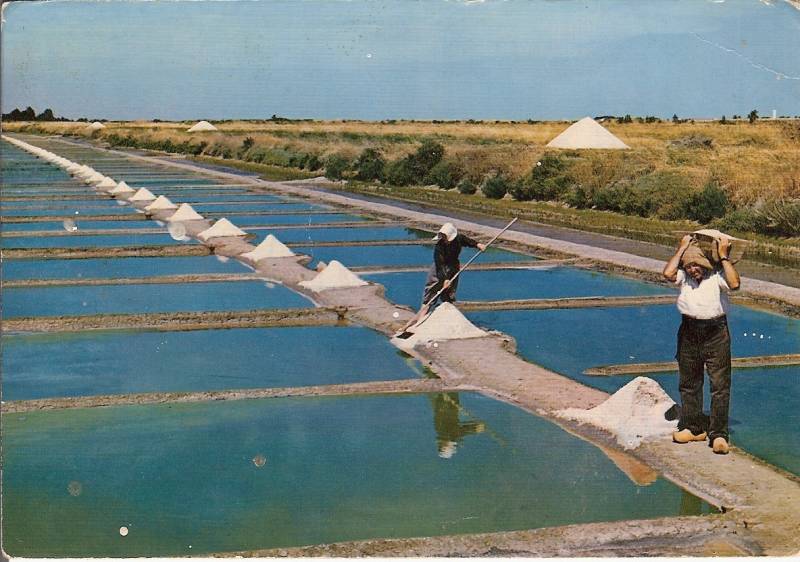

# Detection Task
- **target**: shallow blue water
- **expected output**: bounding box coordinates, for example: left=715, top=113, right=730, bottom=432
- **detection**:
left=193, top=202, right=330, bottom=213
left=4, top=280, right=310, bottom=317
left=2, top=392, right=710, bottom=557
left=230, top=213, right=373, bottom=226
left=365, top=267, right=668, bottom=307
left=297, top=244, right=533, bottom=268
left=178, top=194, right=290, bottom=203
left=3, top=255, right=250, bottom=280
left=1, top=199, right=121, bottom=208
left=2, top=326, right=427, bottom=400
left=0, top=232, right=196, bottom=249
left=1, top=220, right=157, bottom=232
left=1, top=206, right=138, bottom=217
left=255, top=226, right=431, bottom=244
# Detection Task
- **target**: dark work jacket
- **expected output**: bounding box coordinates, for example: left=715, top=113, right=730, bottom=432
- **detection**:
left=434, top=233, right=479, bottom=281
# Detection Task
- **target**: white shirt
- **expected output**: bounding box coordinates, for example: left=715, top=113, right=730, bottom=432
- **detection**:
left=674, top=269, right=730, bottom=319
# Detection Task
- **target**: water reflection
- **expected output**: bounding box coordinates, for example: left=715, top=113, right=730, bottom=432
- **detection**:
left=429, top=392, right=485, bottom=459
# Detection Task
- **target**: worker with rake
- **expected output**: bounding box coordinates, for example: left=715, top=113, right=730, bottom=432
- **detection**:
left=663, top=233, right=740, bottom=455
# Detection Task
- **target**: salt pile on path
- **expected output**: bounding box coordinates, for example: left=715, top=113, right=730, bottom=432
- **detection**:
left=96, top=177, right=118, bottom=190
left=85, top=172, right=106, bottom=184
left=187, top=120, right=218, bottom=132
left=393, top=302, right=487, bottom=351
left=129, top=188, right=157, bottom=202
left=240, top=234, right=295, bottom=260
left=144, top=195, right=177, bottom=212
left=299, top=260, right=367, bottom=292
left=110, top=181, right=135, bottom=195
left=85, top=121, right=105, bottom=131
left=167, top=203, right=204, bottom=222
left=556, top=377, right=677, bottom=450
left=546, top=117, right=630, bottom=149
left=198, top=218, right=247, bottom=241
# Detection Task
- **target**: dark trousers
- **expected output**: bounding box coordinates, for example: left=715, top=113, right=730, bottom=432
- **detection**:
left=676, top=315, right=731, bottom=443
left=422, top=264, right=459, bottom=306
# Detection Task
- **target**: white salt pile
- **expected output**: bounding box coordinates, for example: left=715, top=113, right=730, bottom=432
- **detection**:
left=546, top=117, right=630, bottom=149
left=96, top=177, right=118, bottom=190
left=85, top=172, right=106, bottom=184
left=392, top=302, right=487, bottom=351
left=299, top=260, right=368, bottom=292
left=556, top=377, right=677, bottom=450
left=86, top=121, right=105, bottom=131
left=197, top=218, right=247, bottom=241
left=187, top=120, right=218, bottom=132
left=129, top=187, right=157, bottom=202
left=240, top=234, right=295, bottom=261
left=144, top=195, right=177, bottom=212
left=110, top=181, right=135, bottom=195
left=167, top=203, right=204, bottom=222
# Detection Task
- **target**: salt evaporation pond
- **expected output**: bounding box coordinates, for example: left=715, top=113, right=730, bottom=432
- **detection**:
left=232, top=213, right=374, bottom=226
left=1, top=206, right=139, bottom=217
left=1, top=199, right=120, bottom=208
left=178, top=194, right=289, bottom=203
left=468, top=305, right=800, bottom=475
left=4, top=280, right=309, bottom=318
left=3, top=326, right=427, bottom=400
left=297, top=244, right=532, bottom=268
left=1, top=233, right=198, bottom=249
left=2, top=392, right=711, bottom=557
left=254, top=226, right=432, bottom=244
left=4, top=255, right=250, bottom=280
left=1, top=220, right=158, bottom=232
left=192, top=202, right=330, bottom=213
left=365, top=267, right=667, bottom=307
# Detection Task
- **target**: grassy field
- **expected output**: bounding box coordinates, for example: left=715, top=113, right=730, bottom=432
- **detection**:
left=7, top=118, right=800, bottom=267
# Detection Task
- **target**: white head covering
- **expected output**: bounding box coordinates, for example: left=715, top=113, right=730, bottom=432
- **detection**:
left=434, top=222, right=458, bottom=242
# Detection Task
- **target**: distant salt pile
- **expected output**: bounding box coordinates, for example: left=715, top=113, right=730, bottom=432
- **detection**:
left=129, top=187, right=157, bottom=202
left=144, top=195, right=178, bottom=212
left=546, top=117, right=630, bottom=149
left=167, top=203, right=204, bottom=222
left=241, top=234, right=296, bottom=261
left=86, top=121, right=105, bottom=131
left=299, top=260, right=368, bottom=292
left=85, top=172, right=106, bottom=185
left=110, top=181, right=135, bottom=195
left=96, top=177, right=118, bottom=190
left=198, top=218, right=247, bottom=241
left=556, top=377, right=677, bottom=450
left=187, top=120, right=218, bottom=132
left=393, top=302, right=487, bottom=350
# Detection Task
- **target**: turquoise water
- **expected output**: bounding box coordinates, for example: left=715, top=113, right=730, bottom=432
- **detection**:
left=0, top=233, right=196, bottom=249
left=256, top=226, right=431, bottom=244
left=2, top=326, right=427, bottom=400
left=1, top=199, right=121, bottom=208
left=193, top=202, right=330, bottom=213
left=2, top=392, right=711, bottom=557
left=178, top=194, right=290, bottom=203
left=231, top=213, right=373, bottom=226
left=3, top=256, right=250, bottom=280
left=1, top=206, right=138, bottom=217
left=365, top=267, right=668, bottom=308
left=297, top=244, right=532, bottom=268
left=4, top=280, right=309, bottom=317
left=467, top=305, right=800, bottom=475
left=1, top=220, right=158, bottom=232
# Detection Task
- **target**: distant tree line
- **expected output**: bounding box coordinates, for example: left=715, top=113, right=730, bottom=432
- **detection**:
left=2, top=106, right=68, bottom=122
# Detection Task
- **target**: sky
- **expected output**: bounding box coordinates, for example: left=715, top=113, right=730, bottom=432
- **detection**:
left=2, top=0, right=799, bottom=121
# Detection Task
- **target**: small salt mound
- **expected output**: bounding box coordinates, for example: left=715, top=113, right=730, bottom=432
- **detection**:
left=556, top=377, right=677, bottom=450
left=547, top=117, right=630, bottom=150
left=96, top=177, right=117, bottom=190
left=299, top=260, right=367, bottom=292
left=66, top=163, right=82, bottom=173
left=129, top=187, right=157, bottom=202
left=86, top=121, right=105, bottom=131
left=241, top=234, right=296, bottom=260
left=197, top=218, right=247, bottom=241
left=144, top=195, right=177, bottom=212
left=167, top=203, right=204, bottom=222
left=85, top=172, right=106, bottom=185
left=393, top=302, right=487, bottom=350
left=187, top=120, right=218, bottom=132
left=110, top=181, right=134, bottom=195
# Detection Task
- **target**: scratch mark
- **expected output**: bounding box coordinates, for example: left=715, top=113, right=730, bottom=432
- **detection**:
left=692, top=33, right=800, bottom=80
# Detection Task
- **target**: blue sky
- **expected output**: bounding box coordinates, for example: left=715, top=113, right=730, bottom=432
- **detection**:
left=2, top=0, right=799, bottom=120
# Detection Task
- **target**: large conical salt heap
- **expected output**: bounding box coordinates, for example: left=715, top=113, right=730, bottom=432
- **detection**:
left=556, top=377, right=677, bottom=450
left=144, top=195, right=177, bottom=212
left=197, top=218, right=247, bottom=241
left=86, top=121, right=105, bottom=131
left=187, top=120, right=218, bottom=132
left=167, top=203, right=204, bottom=222
left=241, top=234, right=296, bottom=261
left=299, top=260, right=368, bottom=292
left=129, top=187, right=157, bottom=202
left=85, top=172, right=107, bottom=185
left=393, top=302, right=487, bottom=351
left=110, top=181, right=135, bottom=195
left=96, top=177, right=117, bottom=190
left=546, top=117, right=629, bottom=149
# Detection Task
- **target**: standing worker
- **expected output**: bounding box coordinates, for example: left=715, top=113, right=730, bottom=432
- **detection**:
left=662, top=234, right=740, bottom=454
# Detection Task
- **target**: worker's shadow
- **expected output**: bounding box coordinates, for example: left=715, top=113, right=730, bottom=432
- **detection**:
left=429, top=392, right=485, bottom=459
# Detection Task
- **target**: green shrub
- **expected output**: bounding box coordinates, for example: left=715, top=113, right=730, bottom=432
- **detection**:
left=355, top=148, right=386, bottom=181
left=564, top=185, right=592, bottom=209
left=305, top=154, right=323, bottom=171
left=425, top=160, right=462, bottom=190
left=481, top=174, right=510, bottom=199
left=712, top=208, right=769, bottom=234
left=685, top=182, right=729, bottom=224
left=324, top=154, right=350, bottom=180
left=385, top=159, right=416, bottom=186
left=511, top=154, right=572, bottom=202
left=407, top=140, right=445, bottom=182
left=760, top=199, right=800, bottom=236
left=457, top=178, right=477, bottom=195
